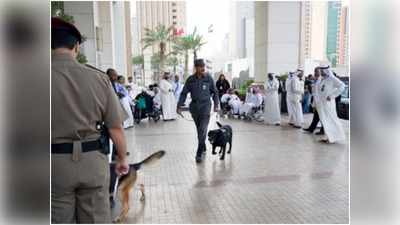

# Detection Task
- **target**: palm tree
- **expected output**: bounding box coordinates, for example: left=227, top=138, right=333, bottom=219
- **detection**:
left=190, top=27, right=206, bottom=61
left=172, top=27, right=207, bottom=80
left=173, top=36, right=192, bottom=80
left=142, top=24, right=174, bottom=79
left=166, top=55, right=179, bottom=74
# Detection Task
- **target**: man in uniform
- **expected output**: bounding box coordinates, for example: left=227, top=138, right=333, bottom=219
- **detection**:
left=51, top=17, right=129, bottom=223
left=177, top=59, right=219, bottom=163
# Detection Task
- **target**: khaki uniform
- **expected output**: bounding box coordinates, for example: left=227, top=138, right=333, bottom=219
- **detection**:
left=51, top=52, right=123, bottom=223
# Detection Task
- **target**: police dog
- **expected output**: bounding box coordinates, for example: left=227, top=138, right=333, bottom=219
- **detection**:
left=110, top=150, right=165, bottom=223
left=208, top=122, right=232, bottom=160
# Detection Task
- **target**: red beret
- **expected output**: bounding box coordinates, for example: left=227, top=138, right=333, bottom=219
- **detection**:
left=51, top=17, right=82, bottom=43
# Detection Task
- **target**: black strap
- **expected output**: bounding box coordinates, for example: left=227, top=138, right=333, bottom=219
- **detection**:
left=51, top=140, right=104, bottom=154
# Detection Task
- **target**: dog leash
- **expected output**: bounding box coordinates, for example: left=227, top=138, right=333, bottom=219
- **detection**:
left=113, top=176, right=120, bottom=200
left=178, top=111, right=220, bottom=122
left=177, top=111, right=194, bottom=121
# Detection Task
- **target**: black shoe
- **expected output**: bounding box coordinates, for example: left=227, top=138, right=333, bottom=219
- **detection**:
left=293, top=125, right=302, bottom=129
left=303, top=128, right=313, bottom=133
left=275, top=123, right=281, bottom=126
left=315, top=131, right=325, bottom=135
left=195, top=156, right=202, bottom=163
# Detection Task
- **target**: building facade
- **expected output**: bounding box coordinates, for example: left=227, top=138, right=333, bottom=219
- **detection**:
left=226, top=1, right=255, bottom=80
left=326, top=1, right=342, bottom=66
left=63, top=1, right=132, bottom=78
left=254, top=1, right=302, bottom=83
left=337, top=5, right=349, bottom=66
left=136, top=1, right=186, bottom=85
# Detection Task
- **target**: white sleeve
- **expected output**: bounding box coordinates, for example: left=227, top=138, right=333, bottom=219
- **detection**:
left=273, top=80, right=279, bottom=91
left=159, top=80, right=168, bottom=93
left=327, top=76, right=345, bottom=98
left=292, top=79, right=302, bottom=95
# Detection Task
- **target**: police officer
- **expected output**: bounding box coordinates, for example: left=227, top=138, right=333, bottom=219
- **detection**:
left=177, top=59, right=219, bottom=163
left=51, top=17, right=129, bottom=223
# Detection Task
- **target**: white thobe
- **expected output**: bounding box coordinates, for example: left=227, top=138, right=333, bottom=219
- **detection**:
left=128, top=81, right=141, bottom=99
left=220, top=93, right=230, bottom=103
left=116, top=83, right=134, bottom=128
left=174, top=81, right=183, bottom=101
left=153, top=92, right=162, bottom=110
left=286, top=76, right=304, bottom=126
left=159, top=79, right=177, bottom=120
left=228, top=94, right=242, bottom=114
left=317, top=75, right=346, bottom=143
left=240, top=93, right=259, bottom=115
left=264, top=78, right=281, bottom=124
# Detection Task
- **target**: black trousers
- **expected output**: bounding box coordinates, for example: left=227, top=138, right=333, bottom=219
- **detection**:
left=307, top=108, right=324, bottom=133
left=191, top=113, right=210, bottom=158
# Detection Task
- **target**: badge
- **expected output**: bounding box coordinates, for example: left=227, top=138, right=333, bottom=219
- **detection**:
left=202, top=84, right=207, bottom=90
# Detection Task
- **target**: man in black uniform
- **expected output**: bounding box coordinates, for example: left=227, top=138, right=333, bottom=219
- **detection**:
left=177, top=59, right=219, bottom=163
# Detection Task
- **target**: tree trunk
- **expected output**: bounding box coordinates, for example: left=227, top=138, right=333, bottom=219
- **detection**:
left=184, top=51, right=189, bottom=80
left=193, top=50, right=197, bottom=62
left=159, top=42, right=166, bottom=82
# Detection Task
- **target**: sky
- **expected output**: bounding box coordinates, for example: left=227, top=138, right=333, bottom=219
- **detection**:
left=185, top=0, right=230, bottom=59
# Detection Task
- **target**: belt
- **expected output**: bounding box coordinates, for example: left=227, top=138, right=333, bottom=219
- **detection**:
left=191, top=99, right=210, bottom=104
left=51, top=140, right=104, bottom=154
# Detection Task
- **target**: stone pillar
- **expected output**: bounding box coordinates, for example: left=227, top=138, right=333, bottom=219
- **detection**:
left=64, top=2, right=96, bottom=66
left=97, top=1, right=115, bottom=71
left=254, top=2, right=302, bottom=84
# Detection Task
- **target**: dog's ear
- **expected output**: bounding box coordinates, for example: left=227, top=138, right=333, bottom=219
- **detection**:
left=216, top=121, right=222, bottom=128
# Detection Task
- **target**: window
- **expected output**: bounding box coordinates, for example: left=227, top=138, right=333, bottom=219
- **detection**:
left=172, top=2, right=176, bottom=6
left=172, top=15, right=177, bottom=19
left=172, top=9, right=177, bottom=13
left=173, top=22, right=177, bottom=25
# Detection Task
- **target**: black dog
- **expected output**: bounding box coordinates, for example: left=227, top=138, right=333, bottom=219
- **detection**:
left=208, top=122, right=232, bottom=160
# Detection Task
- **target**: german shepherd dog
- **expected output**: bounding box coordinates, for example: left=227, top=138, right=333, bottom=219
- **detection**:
left=208, top=122, right=232, bottom=160
left=109, top=150, right=165, bottom=223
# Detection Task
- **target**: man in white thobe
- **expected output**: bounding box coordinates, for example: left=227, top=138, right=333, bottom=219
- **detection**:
left=159, top=72, right=177, bottom=121
left=127, top=76, right=141, bottom=98
left=116, top=76, right=134, bottom=128
left=317, top=65, right=346, bottom=143
left=222, top=89, right=241, bottom=115
left=173, top=75, right=184, bottom=102
left=264, top=73, right=281, bottom=125
left=153, top=87, right=162, bottom=110
left=286, top=71, right=304, bottom=128
left=240, top=87, right=260, bottom=116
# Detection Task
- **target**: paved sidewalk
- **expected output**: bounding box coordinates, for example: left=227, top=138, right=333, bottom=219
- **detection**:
left=112, top=113, right=349, bottom=224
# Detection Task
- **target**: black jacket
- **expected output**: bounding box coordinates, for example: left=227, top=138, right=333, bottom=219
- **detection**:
left=216, top=79, right=230, bottom=96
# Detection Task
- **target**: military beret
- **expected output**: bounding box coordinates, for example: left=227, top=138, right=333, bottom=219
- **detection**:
left=51, top=17, right=82, bottom=43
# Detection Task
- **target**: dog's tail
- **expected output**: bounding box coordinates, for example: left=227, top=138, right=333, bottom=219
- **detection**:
left=216, top=121, right=222, bottom=128
left=132, top=150, right=166, bottom=170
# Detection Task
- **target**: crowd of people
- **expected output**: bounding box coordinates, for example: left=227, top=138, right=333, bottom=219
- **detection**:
left=51, top=17, right=347, bottom=223
left=107, top=64, right=346, bottom=145
left=105, top=69, right=185, bottom=126
left=203, top=66, right=346, bottom=144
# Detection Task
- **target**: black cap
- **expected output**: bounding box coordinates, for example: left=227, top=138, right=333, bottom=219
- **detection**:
left=51, top=17, right=82, bottom=43
left=194, top=59, right=205, bottom=67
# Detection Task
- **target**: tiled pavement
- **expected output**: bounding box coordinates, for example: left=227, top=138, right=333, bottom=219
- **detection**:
left=112, top=113, right=349, bottom=224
